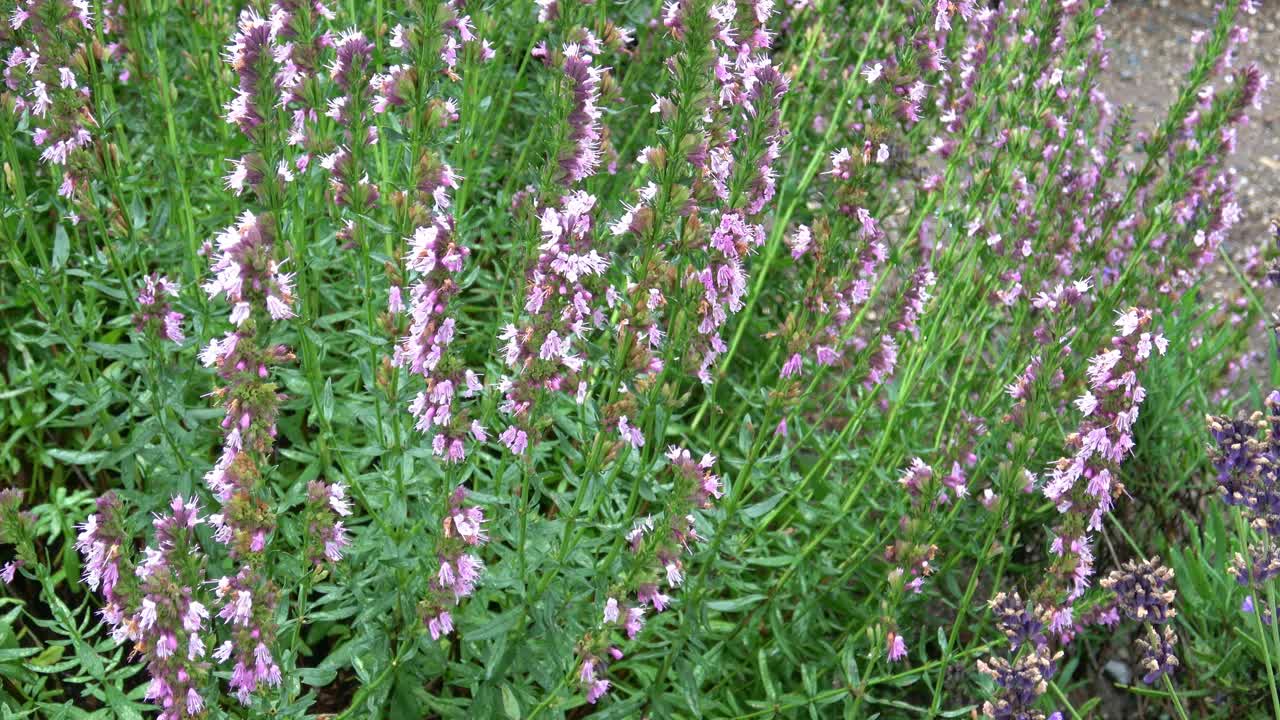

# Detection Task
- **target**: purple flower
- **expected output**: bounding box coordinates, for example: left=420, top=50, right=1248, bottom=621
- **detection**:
left=304, top=480, right=353, bottom=567
left=556, top=43, right=605, bottom=185
left=394, top=199, right=482, bottom=462
left=1101, top=557, right=1177, bottom=625
left=977, top=646, right=1063, bottom=720
left=1208, top=390, right=1280, bottom=590
left=80, top=496, right=214, bottom=718
left=133, top=274, right=185, bottom=344
left=1041, top=309, right=1166, bottom=602
left=427, top=610, right=454, bottom=640
left=498, top=190, right=612, bottom=449
left=886, top=632, right=907, bottom=662
left=989, top=592, right=1047, bottom=652
left=419, top=487, right=489, bottom=639
left=1135, top=624, right=1179, bottom=685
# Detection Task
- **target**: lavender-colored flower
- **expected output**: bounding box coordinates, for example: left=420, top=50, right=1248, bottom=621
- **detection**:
left=573, top=447, right=722, bottom=704
left=690, top=213, right=765, bottom=384
left=557, top=43, right=605, bottom=186
left=134, top=274, right=185, bottom=344
left=396, top=214, right=486, bottom=462
left=976, top=645, right=1063, bottom=720
left=3, top=0, right=126, bottom=223
left=1100, top=557, right=1177, bottom=625
left=75, top=492, right=133, bottom=619
left=204, top=212, right=296, bottom=323
left=1208, top=390, right=1280, bottom=595
left=223, top=10, right=280, bottom=137
left=498, top=191, right=611, bottom=450
left=989, top=592, right=1048, bottom=652
left=1041, top=308, right=1167, bottom=603
left=83, top=496, right=213, bottom=719
left=418, top=486, right=489, bottom=639
left=886, top=631, right=907, bottom=662
left=1134, top=624, right=1179, bottom=685
left=304, top=481, right=353, bottom=566
left=214, top=565, right=281, bottom=704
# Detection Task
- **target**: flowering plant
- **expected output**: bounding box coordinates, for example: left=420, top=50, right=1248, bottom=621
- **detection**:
left=0, top=0, right=1273, bottom=717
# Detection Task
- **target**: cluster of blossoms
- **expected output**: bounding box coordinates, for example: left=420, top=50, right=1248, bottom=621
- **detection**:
left=849, top=0, right=953, bottom=137
left=79, top=495, right=214, bottom=718
left=398, top=211, right=484, bottom=460
left=1102, top=557, right=1177, bottom=625
left=978, top=0, right=1262, bottom=326
left=212, top=565, right=281, bottom=703
left=881, top=415, right=984, bottom=663
left=81, top=9, right=343, bottom=711
left=684, top=2, right=788, bottom=384
left=555, top=42, right=604, bottom=185
left=887, top=415, right=985, bottom=574
left=227, top=0, right=334, bottom=193
left=779, top=203, right=888, bottom=384
left=375, top=3, right=494, bottom=644
left=193, top=10, right=324, bottom=701
left=1209, top=391, right=1280, bottom=597
left=576, top=447, right=722, bottom=703
left=1040, top=308, right=1167, bottom=614
left=777, top=142, right=941, bottom=409
left=271, top=0, right=335, bottom=109
left=199, top=217, right=296, bottom=559
left=2, top=0, right=126, bottom=225
left=319, top=29, right=379, bottom=217
left=132, top=499, right=216, bottom=714
left=926, top=3, right=997, bottom=159
left=603, top=0, right=786, bottom=389
left=889, top=458, right=943, bottom=585
left=74, top=493, right=129, bottom=618
left=977, top=643, right=1065, bottom=719
left=418, top=487, right=488, bottom=640
left=372, top=3, right=491, bottom=125
left=1206, top=252, right=1280, bottom=601
left=975, top=592, right=1064, bottom=720
left=385, top=4, right=488, bottom=465
left=689, top=212, right=766, bottom=383
left=302, top=480, right=353, bottom=567
left=223, top=10, right=279, bottom=140
left=222, top=1, right=343, bottom=193
left=498, top=32, right=620, bottom=453
left=978, top=308, right=1166, bottom=716
left=133, top=274, right=185, bottom=345
left=1100, top=557, right=1179, bottom=684
left=499, top=190, right=611, bottom=454
left=0, top=488, right=35, bottom=585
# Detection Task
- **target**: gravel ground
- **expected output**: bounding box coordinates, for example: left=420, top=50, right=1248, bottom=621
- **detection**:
left=1104, top=0, right=1279, bottom=267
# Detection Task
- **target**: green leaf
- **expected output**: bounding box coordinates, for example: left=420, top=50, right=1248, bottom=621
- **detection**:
left=298, top=666, right=337, bottom=687
left=0, top=647, right=40, bottom=662
left=757, top=649, right=776, bottom=700
left=27, top=645, right=63, bottom=667
left=351, top=655, right=370, bottom=684
left=706, top=594, right=766, bottom=613
left=742, top=493, right=785, bottom=519
left=53, top=225, right=69, bottom=268
left=321, top=377, right=334, bottom=425
left=501, top=686, right=521, bottom=720
left=46, top=448, right=108, bottom=466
